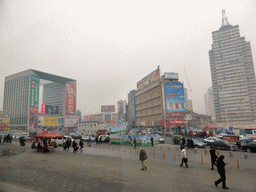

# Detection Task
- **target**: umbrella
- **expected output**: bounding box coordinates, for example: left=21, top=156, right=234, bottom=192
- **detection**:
left=47, top=131, right=64, bottom=139
left=34, top=131, right=49, bottom=138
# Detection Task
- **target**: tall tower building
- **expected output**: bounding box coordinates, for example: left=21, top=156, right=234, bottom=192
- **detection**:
left=209, top=10, right=256, bottom=122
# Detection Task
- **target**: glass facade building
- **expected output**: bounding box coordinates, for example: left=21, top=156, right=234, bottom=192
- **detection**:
left=209, top=12, right=256, bottom=122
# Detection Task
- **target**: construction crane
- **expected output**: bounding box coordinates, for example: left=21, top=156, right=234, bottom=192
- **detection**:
left=183, top=67, right=192, bottom=92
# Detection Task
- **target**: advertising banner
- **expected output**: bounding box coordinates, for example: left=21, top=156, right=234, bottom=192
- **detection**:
left=165, top=83, right=186, bottom=117
left=107, top=121, right=127, bottom=135
left=101, top=105, right=115, bottom=113
left=137, top=66, right=160, bottom=90
left=65, top=83, right=76, bottom=115
left=65, top=115, right=77, bottom=127
left=29, top=75, right=39, bottom=130
left=43, top=116, right=59, bottom=127
left=164, top=72, right=179, bottom=80
left=42, top=104, right=59, bottom=115
left=58, top=118, right=63, bottom=126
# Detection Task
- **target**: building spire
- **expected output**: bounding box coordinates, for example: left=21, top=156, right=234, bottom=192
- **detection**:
left=221, top=9, right=230, bottom=27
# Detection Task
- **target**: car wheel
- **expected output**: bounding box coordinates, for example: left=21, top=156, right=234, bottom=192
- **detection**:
left=246, top=148, right=251, bottom=153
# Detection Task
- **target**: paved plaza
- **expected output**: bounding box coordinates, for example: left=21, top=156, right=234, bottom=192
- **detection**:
left=0, top=143, right=256, bottom=192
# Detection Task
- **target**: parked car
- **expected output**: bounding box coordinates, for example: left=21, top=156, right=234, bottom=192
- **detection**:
left=241, top=140, right=256, bottom=153
left=99, top=135, right=110, bottom=143
left=192, top=139, right=207, bottom=148
left=214, top=140, right=237, bottom=151
left=236, top=135, right=253, bottom=147
left=215, top=133, right=236, bottom=139
left=202, top=137, right=221, bottom=145
left=53, top=135, right=74, bottom=146
left=159, top=136, right=165, bottom=144
left=165, top=132, right=172, bottom=137
left=82, top=136, right=95, bottom=142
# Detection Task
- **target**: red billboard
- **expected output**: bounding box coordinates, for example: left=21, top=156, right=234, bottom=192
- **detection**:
left=137, top=66, right=160, bottom=90
left=66, top=83, right=76, bottom=115
left=101, top=105, right=115, bottom=113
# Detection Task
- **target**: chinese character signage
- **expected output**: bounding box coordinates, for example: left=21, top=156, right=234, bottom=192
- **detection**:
left=137, top=66, right=160, bottom=90
left=65, top=83, right=76, bottom=115
left=29, top=75, right=39, bottom=130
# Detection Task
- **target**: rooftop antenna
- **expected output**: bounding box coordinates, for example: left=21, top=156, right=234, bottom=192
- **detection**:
left=221, top=9, right=230, bottom=27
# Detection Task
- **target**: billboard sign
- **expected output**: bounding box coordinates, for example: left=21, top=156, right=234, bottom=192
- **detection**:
left=66, top=83, right=76, bottom=115
left=137, top=66, right=160, bottom=90
left=29, top=75, right=39, bottom=130
left=65, top=115, right=77, bottom=127
left=43, top=116, right=59, bottom=127
left=164, top=72, right=179, bottom=80
left=165, top=83, right=186, bottom=117
left=101, top=105, right=115, bottom=113
left=42, top=104, right=59, bottom=115
left=107, top=121, right=127, bottom=135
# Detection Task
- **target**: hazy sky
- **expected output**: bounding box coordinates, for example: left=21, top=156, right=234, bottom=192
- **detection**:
left=0, top=0, right=255, bottom=116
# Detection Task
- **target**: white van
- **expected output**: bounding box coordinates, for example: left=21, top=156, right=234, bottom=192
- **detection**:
left=53, top=135, right=74, bottom=146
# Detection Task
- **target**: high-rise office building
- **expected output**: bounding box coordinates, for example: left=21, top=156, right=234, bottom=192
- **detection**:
left=3, top=69, right=76, bottom=130
left=204, top=87, right=215, bottom=119
left=209, top=10, right=256, bottom=122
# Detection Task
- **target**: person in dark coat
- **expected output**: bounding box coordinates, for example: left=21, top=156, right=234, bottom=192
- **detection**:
left=151, top=136, right=154, bottom=147
left=79, top=139, right=84, bottom=151
left=73, top=140, right=78, bottom=153
left=182, top=137, right=185, bottom=147
left=187, top=138, right=191, bottom=148
left=95, top=136, right=99, bottom=144
left=139, top=148, right=147, bottom=170
left=215, top=155, right=228, bottom=189
left=133, top=138, right=137, bottom=148
left=190, top=138, right=194, bottom=148
left=210, top=146, right=217, bottom=170
left=99, top=136, right=102, bottom=144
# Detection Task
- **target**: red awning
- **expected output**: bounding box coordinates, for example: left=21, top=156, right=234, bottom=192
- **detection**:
left=34, top=131, right=49, bottom=138
left=47, top=131, right=64, bottom=139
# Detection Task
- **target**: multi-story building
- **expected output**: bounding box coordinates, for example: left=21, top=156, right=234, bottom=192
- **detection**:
left=127, top=90, right=136, bottom=127
left=209, top=10, right=256, bottom=122
left=184, top=88, right=193, bottom=111
left=3, top=69, right=76, bottom=130
left=204, top=87, right=216, bottom=120
left=134, top=67, right=186, bottom=129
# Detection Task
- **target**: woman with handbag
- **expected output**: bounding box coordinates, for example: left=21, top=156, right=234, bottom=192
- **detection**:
left=139, top=148, right=148, bottom=170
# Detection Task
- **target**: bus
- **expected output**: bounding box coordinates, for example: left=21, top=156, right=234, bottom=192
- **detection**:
left=244, top=128, right=256, bottom=140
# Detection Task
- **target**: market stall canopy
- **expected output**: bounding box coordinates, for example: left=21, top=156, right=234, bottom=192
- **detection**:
left=34, top=131, right=50, bottom=138
left=47, top=131, right=64, bottom=139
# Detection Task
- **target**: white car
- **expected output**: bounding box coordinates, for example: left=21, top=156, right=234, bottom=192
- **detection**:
left=53, top=135, right=74, bottom=146
left=202, top=137, right=221, bottom=145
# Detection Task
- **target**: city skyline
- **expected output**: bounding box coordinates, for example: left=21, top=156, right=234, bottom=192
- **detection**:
left=0, top=0, right=255, bottom=116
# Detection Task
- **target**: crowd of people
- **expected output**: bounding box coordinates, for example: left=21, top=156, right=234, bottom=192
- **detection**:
left=0, top=134, right=13, bottom=143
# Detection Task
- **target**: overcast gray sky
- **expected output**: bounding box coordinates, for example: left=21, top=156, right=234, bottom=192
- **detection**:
left=0, top=0, right=255, bottom=116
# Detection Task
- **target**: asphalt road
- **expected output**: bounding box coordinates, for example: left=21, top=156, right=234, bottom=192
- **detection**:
left=1, top=142, right=256, bottom=192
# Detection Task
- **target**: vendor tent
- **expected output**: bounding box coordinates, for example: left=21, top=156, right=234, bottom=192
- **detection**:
left=47, top=131, right=63, bottom=139
left=34, top=131, right=49, bottom=138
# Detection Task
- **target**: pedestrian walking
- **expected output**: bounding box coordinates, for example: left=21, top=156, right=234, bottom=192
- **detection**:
left=151, top=136, right=154, bottom=147
left=180, top=146, right=188, bottom=168
left=187, top=138, right=190, bottom=148
left=215, top=155, right=229, bottom=189
left=133, top=138, right=137, bottom=148
left=73, top=140, right=78, bottom=153
left=182, top=137, right=186, bottom=147
left=79, top=139, right=84, bottom=151
left=139, top=148, right=147, bottom=170
left=99, top=136, right=102, bottom=144
left=210, top=146, right=217, bottom=170
left=96, top=136, right=99, bottom=144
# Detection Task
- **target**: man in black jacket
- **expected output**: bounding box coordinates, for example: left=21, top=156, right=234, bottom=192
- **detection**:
left=210, top=146, right=217, bottom=170
left=215, top=155, right=229, bottom=189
